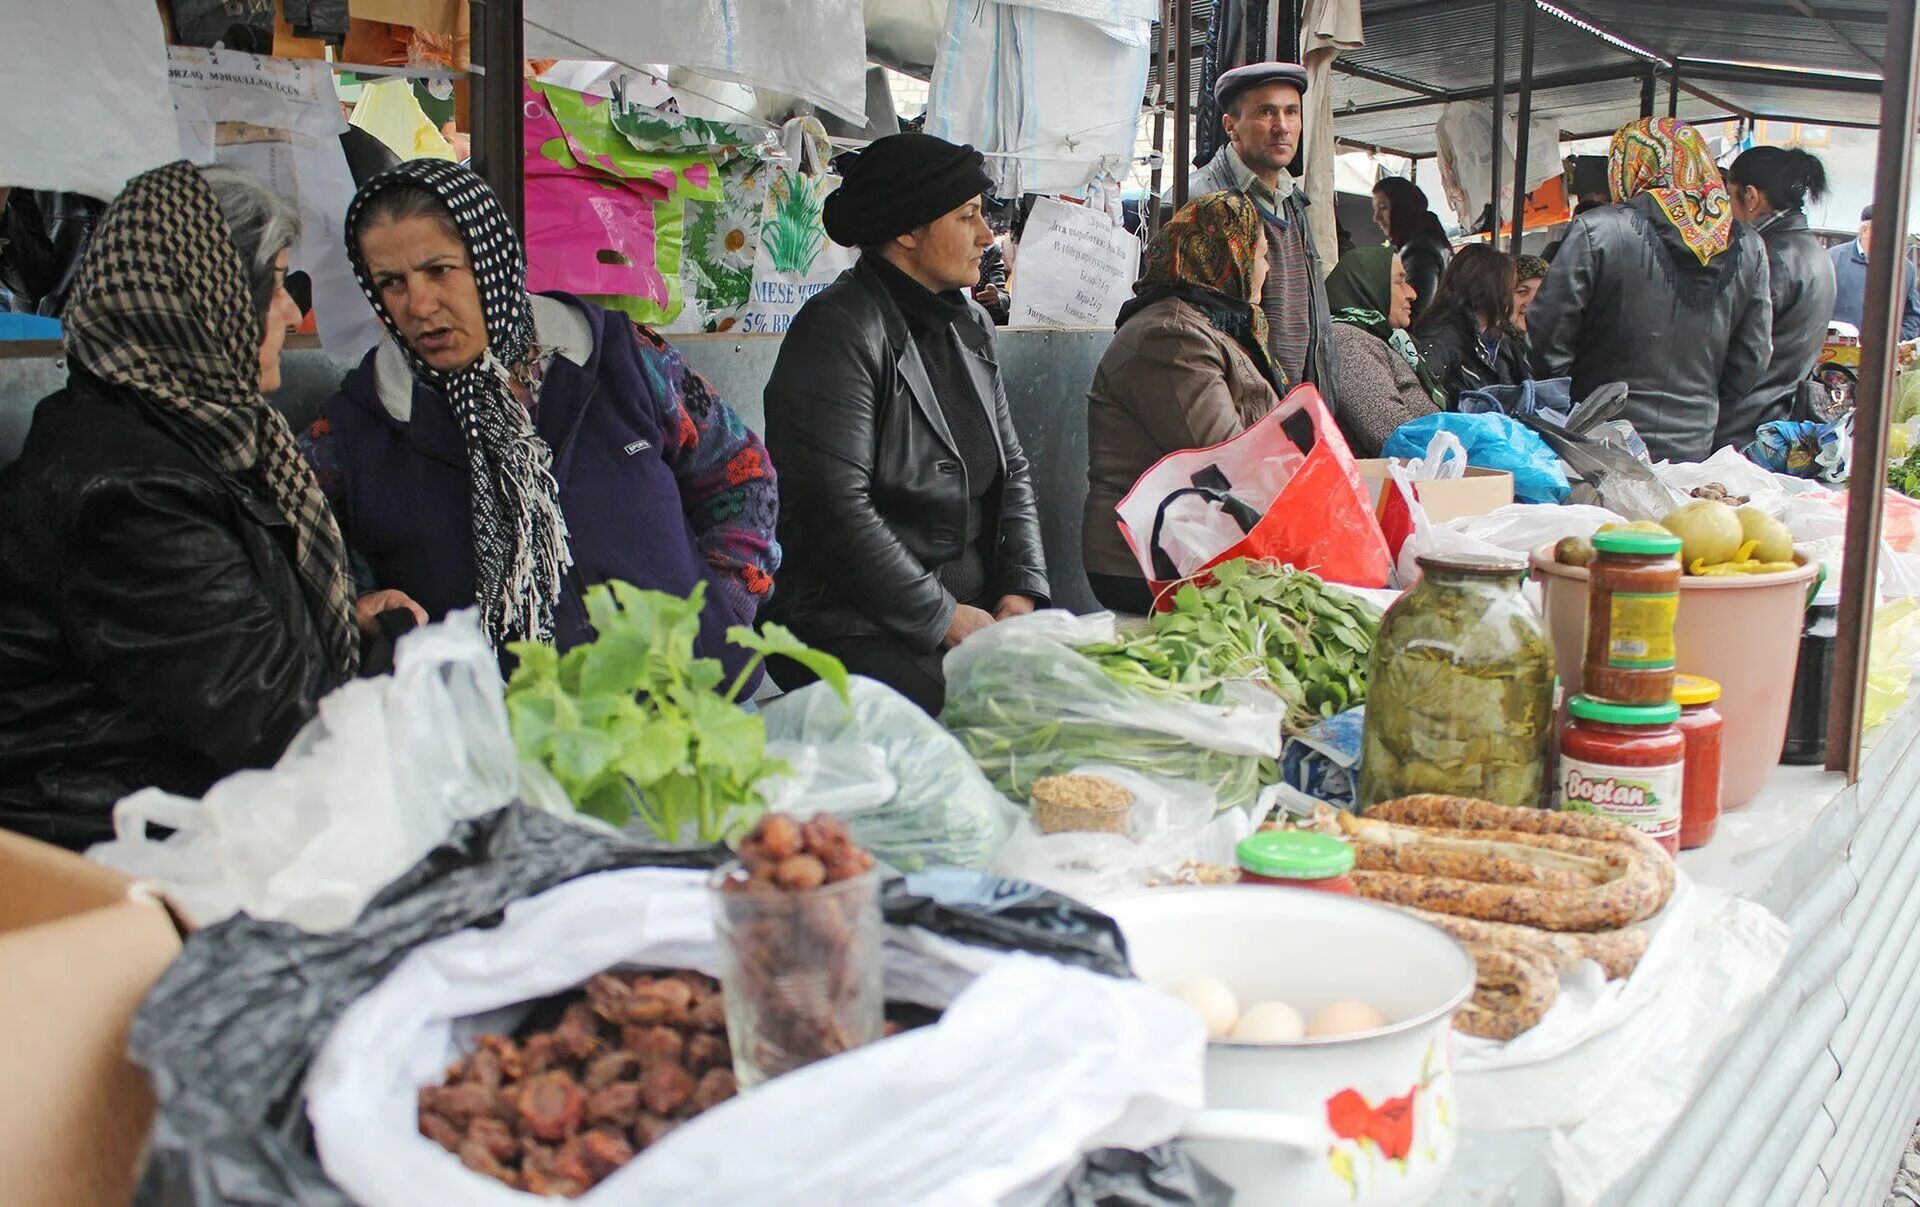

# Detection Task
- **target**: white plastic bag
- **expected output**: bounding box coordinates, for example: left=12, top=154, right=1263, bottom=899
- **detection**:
left=736, top=116, right=859, bottom=335
left=759, top=677, right=1023, bottom=870
left=941, top=610, right=1286, bottom=812
left=88, top=611, right=568, bottom=932
left=1156, top=493, right=1250, bottom=578
left=305, top=867, right=1205, bottom=1207
left=989, top=766, right=1248, bottom=902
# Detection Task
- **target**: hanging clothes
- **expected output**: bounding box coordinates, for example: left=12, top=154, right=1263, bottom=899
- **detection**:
left=1194, top=0, right=1272, bottom=170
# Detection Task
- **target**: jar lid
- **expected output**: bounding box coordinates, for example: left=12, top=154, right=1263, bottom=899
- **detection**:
left=1414, top=553, right=1527, bottom=577
left=1236, top=830, right=1356, bottom=880
left=1672, top=673, right=1722, bottom=705
left=1568, top=695, right=1682, bottom=725
left=1590, top=529, right=1683, bottom=555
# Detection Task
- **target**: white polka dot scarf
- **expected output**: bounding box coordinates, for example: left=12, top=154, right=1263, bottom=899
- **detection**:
left=344, top=159, right=573, bottom=648
left=64, top=160, right=361, bottom=676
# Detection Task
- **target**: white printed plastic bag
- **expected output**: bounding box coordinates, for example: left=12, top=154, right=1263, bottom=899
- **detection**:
left=88, top=611, right=569, bottom=932
left=305, top=867, right=1205, bottom=1207
left=738, top=116, right=858, bottom=334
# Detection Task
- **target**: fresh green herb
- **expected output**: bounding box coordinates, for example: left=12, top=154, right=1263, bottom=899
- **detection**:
left=1890, top=446, right=1920, bottom=499
left=505, top=580, right=848, bottom=843
left=941, top=559, right=1380, bottom=810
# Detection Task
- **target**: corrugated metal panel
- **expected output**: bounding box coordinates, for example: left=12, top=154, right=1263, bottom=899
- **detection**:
left=1332, top=75, right=1732, bottom=158
left=1569, top=0, right=1887, bottom=76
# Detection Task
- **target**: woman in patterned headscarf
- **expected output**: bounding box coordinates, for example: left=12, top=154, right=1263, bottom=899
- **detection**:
left=303, top=160, right=778, bottom=688
left=0, top=162, right=363, bottom=850
left=1527, top=117, right=1773, bottom=461
left=1082, top=191, right=1282, bottom=614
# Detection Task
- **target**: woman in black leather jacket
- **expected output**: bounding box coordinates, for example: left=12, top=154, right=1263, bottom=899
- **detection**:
left=1413, top=244, right=1532, bottom=405
left=1372, top=176, right=1453, bottom=323
left=0, top=163, right=383, bottom=850
left=762, top=134, right=1049, bottom=713
left=1716, top=147, right=1837, bottom=449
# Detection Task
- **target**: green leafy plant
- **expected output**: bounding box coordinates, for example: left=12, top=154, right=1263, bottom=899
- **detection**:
left=761, top=175, right=828, bottom=275
left=505, top=580, right=848, bottom=842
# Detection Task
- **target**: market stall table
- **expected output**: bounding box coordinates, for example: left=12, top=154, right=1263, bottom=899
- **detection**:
left=1437, top=694, right=1920, bottom=1204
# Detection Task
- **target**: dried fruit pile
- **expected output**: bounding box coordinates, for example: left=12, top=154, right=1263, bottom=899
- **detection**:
left=716, top=813, right=882, bottom=1084
left=417, top=970, right=738, bottom=1197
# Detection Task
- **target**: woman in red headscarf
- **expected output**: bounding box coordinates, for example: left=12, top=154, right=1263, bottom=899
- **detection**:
left=1526, top=117, right=1772, bottom=463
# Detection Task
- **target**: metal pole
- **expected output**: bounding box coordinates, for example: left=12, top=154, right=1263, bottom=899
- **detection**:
left=1509, top=0, right=1536, bottom=253
left=1490, top=0, right=1506, bottom=238
left=1174, top=0, right=1192, bottom=210
left=1668, top=66, right=1680, bottom=117
left=1829, top=0, right=1920, bottom=777
left=471, top=0, right=525, bottom=235
left=1641, top=69, right=1656, bottom=119
left=1148, top=0, right=1171, bottom=238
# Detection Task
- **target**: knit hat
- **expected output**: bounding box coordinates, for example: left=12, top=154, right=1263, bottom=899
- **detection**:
left=822, top=132, right=993, bottom=247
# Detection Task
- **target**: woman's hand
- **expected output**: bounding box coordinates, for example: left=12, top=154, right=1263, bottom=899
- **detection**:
left=354, top=589, right=429, bottom=635
left=942, top=603, right=997, bottom=649
left=993, top=594, right=1038, bottom=622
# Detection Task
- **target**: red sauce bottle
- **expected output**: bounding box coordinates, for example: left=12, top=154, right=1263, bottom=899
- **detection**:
left=1672, top=674, right=1725, bottom=850
left=1557, top=696, right=1687, bottom=855
left=1235, top=831, right=1358, bottom=894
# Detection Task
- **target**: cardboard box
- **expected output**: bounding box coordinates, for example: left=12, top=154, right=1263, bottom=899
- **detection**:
left=0, top=831, right=183, bottom=1207
left=1357, top=460, right=1515, bottom=524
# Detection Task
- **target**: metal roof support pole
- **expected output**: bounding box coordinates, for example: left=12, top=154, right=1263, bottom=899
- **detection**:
left=1829, top=0, right=1920, bottom=777
left=472, top=0, right=526, bottom=236
left=1640, top=69, right=1655, bottom=119
left=1668, top=65, right=1679, bottom=117
left=1491, top=0, right=1506, bottom=236
left=1509, top=0, right=1536, bottom=253
left=1149, top=0, right=1172, bottom=238
left=1174, top=0, right=1192, bottom=210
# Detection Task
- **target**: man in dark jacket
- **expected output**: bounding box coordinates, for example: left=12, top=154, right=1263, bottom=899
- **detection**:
left=1185, top=61, right=1340, bottom=407
left=763, top=133, right=1050, bottom=714
left=1830, top=204, right=1920, bottom=341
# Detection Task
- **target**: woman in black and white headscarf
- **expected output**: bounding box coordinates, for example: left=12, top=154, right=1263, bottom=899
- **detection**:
left=303, top=160, right=778, bottom=684
left=0, top=161, right=366, bottom=850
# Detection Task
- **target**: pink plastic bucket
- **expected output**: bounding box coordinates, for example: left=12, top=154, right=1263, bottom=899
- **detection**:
left=1530, top=546, right=1818, bottom=809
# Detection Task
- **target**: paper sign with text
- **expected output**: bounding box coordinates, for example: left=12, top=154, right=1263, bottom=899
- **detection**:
left=1010, top=197, right=1140, bottom=329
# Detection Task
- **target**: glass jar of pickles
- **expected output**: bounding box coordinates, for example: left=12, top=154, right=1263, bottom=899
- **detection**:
left=1358, top=555, right=1557, bottom=810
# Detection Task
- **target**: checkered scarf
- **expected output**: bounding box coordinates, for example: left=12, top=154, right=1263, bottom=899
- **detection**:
left=344, top=159, right=572, bottom=648
left=62, top=160, right=360, bottom=676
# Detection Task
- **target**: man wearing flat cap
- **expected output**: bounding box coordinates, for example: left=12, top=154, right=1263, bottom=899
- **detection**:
left=761, top=132, right=1049, bottom=714
left=1188, top=61, right=1340, bottom=407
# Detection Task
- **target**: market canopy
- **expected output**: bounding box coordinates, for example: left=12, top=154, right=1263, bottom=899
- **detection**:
left=1311, top=0, right=1883, bottom=158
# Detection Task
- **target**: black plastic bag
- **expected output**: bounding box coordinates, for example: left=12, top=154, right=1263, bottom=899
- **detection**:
left=170, top=0, right=275, bottom=53
left=132, top=806, right=724, bottom=1206
left=133, top=809, right=1215, bottom=1205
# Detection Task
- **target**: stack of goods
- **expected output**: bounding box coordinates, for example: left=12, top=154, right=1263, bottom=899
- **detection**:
left=416, top=971, right=738, bottom=1196
left=1338, top=796, right=1674, bottom=1041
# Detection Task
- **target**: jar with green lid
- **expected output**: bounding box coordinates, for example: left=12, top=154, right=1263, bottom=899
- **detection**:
left=1235, top=831, right=1357, bottom=894
left=1557, top=695, right=1686, bottom=854
left=1358, top=554, right=1557, bottom=810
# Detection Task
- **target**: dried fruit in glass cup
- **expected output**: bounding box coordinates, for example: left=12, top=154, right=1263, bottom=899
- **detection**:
left=711, top=813, right=883, bottom=1089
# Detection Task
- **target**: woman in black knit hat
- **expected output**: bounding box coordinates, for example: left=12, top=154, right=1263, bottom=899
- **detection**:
left=762, top=133, right=1050, bottom=714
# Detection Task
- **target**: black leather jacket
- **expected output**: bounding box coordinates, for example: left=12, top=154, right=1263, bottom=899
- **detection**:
left=1528, top=194, right=1772, bottom=463
left=0, top=373, right=340, bottom=850
left=1414, top=306, right=1531, bottom=404
left=763, top=255, right=1050, bottom=651
left=1714, top=209, right=1837, bottom=449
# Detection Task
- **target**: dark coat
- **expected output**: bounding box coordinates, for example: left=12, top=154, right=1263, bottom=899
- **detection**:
left=0, top=372, right=338, bottom=850
left=1829, top=238, right=1920, bottom=340
left=1397, top=218, right=1453, bottom=323
left=1716, top=209, right=1839, bottom=449
left=1414, top=306, right=1531, bottom=404
left=764, top=255, right=1050, bottom=652
left=1528, top=195, right=1773, bottom=462
left=319, top=295, right=765, bottom=690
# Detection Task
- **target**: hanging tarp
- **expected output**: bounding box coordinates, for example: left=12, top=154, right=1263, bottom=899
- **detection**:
left=1433, top=100, right=1564, bottom=232
left=926, top=0, right=1154, bottom=197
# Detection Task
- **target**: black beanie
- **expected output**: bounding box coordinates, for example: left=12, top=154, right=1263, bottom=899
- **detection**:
left=823, top=133, right=994, bottom=247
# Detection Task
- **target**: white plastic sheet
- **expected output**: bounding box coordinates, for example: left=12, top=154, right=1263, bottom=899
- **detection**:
left=524, top=0, right=869, bottom=123
left=927, top=0, right=1153, bottom=196
left=0, top=0, right=181, bottom=197
left=87, top=612, right=570, bottom=932
left=306, top=867, right=1206, bottom=1207
left=1432, top=101, right=1564, bottom=231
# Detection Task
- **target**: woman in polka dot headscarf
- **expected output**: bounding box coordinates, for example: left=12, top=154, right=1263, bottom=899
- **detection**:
left=301, top=160, right=779, bottom=689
